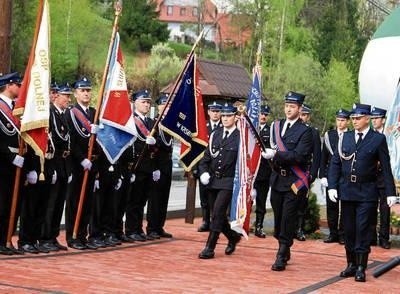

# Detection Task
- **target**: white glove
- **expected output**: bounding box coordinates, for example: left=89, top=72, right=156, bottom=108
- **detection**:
left=320, top=177, right=328, bottom=188
left=387, top=196, right=397, bottom=207
left=261, top=148, right=276, bottom=160
left=93, top=179, right=100, bottom=192
left=115, top=178, right=123, bottom=190
left=80, top=158, right=92, bottom=170
left=51, top=171, right=57, bottom=184
left=145, top=136, right=156, bottom=145
left=68, top=174, right=73, bottom=183
left=130, top=174, right=136, bottom=183
left=27, top=171, right=38, bottom=184
left=12, top=155, right=24, bottom=168
left=328, top=189, right=338, bottom=203
left=200, top=172, right=211, bottom=185
left=250, top=188, right=257, bottom=200
left=153, top=170, right=161, bottom=182
left=90, top=124, right=99, bottom=134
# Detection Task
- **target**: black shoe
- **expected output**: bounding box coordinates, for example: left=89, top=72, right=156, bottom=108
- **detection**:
left=106, top=235, right=122, bottom=246
left=147, top=232, right=161, bottom=240
left=370, top=239, right=377, bottom=246
left=271, top=257, right=286, bottom=271
left=255, top=227, right=266, bottom=238
left=19, top=243, right=39, bottom=254
left=159, top=229, right=173, bottom=238
left=127, top=233, right=146, bottom=242
left=0, top=245, right=13, bottom=255
left=355, top=268, right=366, bottom=282
left=7, top=243, right=24, bottom=255
left=197, top=222, right=210, bottom=232
left=35, top=243, right=50, bottom=253
left=53, top=240, right=68, bottom=251
left=68, top=241, right=87, bottom=250
left=225, top=234, right=241, bottom=255
left=40, top=242, right=59, bottom=252
left=296, top=229, right=306, bottom=241
left=338, top=236, right=345, bottom=245
left=102, top=237, right=117, bottom=247
left=379, top=239, right=391, bottom=249
left=324, top=235, right=339, bottom=243
left=199, top=247, right=215, bottom=259
left=88, top=238, right=106, bottom=249
left=340, top=265, right=357, bottom=277
left=120, top=234, right=135, bottom=243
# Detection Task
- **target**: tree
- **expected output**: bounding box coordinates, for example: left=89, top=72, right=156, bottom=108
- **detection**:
left=0, top=0, right=13, bottom=73
left=118, top=0, right=170, bottom=52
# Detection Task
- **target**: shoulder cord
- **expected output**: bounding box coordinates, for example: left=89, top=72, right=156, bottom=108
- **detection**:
left=338, top=132, right=355, bottom=163
left=324, top=131, right=334, bottom=155
left=159, top=127, right=172, bottom=146
left=269, top=120, right=278, bottom=150
left=209, top=132, right=219, bottom=158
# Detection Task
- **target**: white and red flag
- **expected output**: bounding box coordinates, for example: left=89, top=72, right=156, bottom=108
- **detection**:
left=13, top=0, right=50, bottom=175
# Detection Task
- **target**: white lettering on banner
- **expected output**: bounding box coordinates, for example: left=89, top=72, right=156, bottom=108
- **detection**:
left=117, top=69, right=124, bottom=88
left=179, top=124, right=192, bottom=136
left=32, top=71, right=46, bottom=112
left=38, top=49, right=49, bottom=71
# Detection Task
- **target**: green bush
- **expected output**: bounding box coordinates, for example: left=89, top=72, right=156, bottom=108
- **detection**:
left=304, top=191, right=320, bottom=234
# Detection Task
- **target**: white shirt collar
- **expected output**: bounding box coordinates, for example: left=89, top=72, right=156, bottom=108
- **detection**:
left=135, top=111, right=147, bottom=121
left=223, top=126, right=236, bottom=137
left=54, top=104, right=64, bottom=114
left=0, top=94, right=14, bottom=109
left=355, top=127, right=370, bottom=140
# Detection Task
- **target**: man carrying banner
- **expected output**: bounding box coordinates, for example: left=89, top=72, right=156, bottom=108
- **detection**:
left=265, top=91, right=313, bottom=271
left=319, top=109, right=350, bottom=244
left=328, top=103, right=397, bottom=282
left=198, top=103, right=241, bottom=259
left=197, top=101, right=222, bottom=232
left=39, top=83, right=72, bottom=252
left=370, top=106, right=391, bottom=249
left=125, top=89, right=159, bottom=242
left=146, top=93, right=173, bottom=239
left=65, top=77, right=99, bottom=250
left=0, top=72, right=25, bottom=255
left=253, top=105, right=272, bottom=238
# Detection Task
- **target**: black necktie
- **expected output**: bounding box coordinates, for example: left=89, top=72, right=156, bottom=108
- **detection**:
left=282, top=122, right=291, bottom=136
left=213, top=123, right=217, bottom=130
left=144, top=117, right=150, bottom=128
left=222, top=130, right=229, bottom=142
left=356, top=132, right=363, bottom=147
left=11, top=100, right=15, bottom=110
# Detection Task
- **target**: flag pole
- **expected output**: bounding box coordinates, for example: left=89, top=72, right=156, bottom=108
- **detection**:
left=6, top=0, right=46, bottom=248
left=72, top=0, right=122, bottom=239
left=132, top=29, right=205, bottom=172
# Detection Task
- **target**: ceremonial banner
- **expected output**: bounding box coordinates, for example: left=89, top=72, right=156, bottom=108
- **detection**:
left=160, top=54, right=208, bottom=171
left=13, top=0, right=50, bottom=166
left=96, top=32, right=137, bottom=164
left=230, top=64, right=262, bottom=237
left=384, top=81, right=400, bottom=183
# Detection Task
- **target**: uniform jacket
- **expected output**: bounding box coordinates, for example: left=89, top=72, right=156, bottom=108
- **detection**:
left=0, top=97, right=19, bottom=175
left=270, top=119, right=313, bottom=193
left=256, top=123, right=272, bottom=181
left=199, top=127, right=239, bottom=190
left=328, top=129, right=396, bottom=202
left=308, top=125, right=321, bottom=183
left=206, top=120, right=222, bottom=138
left=156, top=120, right=173, bottom=176
left=319, top=129, right=339, bottom=178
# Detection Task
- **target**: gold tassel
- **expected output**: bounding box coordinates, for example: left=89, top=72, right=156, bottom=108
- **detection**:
left=39, top=156, right=45, bottom=181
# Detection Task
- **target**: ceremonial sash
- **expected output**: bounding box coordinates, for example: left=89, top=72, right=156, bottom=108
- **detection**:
left=71, top=107, right=91, bottom=133
left=134, top=116, right=150, bottom=137
left=273, top=120, right=309, bottom=194
left=0, top=99, right=21, bottom=130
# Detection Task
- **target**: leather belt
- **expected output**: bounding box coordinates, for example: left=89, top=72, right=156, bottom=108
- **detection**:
left=273, top=167, right=293, bottom=177
left=347, top=174, right=375, bottom=183
left=54, top=150, right=70, bottom=158
left=214, top=171, right=224, bottom=179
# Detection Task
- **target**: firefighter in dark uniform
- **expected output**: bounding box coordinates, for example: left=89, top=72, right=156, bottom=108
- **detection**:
left=328, top=103, right=397, bottom=282
left=146, top=93, right=173, bottom=239
left=0, top=72, right=25, bottom=255
left=320, top=108, right=350, bottom=244
left=39, top=83, right=72, bottom=252
left=295, top=104, right=321, bottom=241
left=253, top=105, right=272, bottom=238
left=198, top=103, right=241, bottom=259
left=265, top=91, right=313, bottom=271
left=125, top=89, right=159, bottom=242
left=197, top=101, right=223, bottom=232
left=65, top=77, right=99, bottom=250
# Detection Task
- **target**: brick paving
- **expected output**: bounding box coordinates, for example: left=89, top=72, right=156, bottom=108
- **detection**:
left=1, top=217, right=399, bottom=293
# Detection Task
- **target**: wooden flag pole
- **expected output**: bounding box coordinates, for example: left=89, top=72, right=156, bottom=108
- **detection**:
left=72, top=1, right=122, bottom=239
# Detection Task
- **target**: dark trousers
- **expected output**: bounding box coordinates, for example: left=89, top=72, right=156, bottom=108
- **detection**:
left=254, top=179, right=270, bottom=218
left=65, top=166, right=95, bottom=243
left=115, top=174, right=131, bottom=237
left=342, top=200, right=378, bottom=254
left=207, top=188, right=232, bottom=232
left=270, top=188, right=302, bottom=247
left=0, top=170, right=19, bottom=246
left=19, top=181, right=51, bottom=245
left=41, top=174, right=68, bottom=242
left=373, top=187, right=390, bottom=242
left=125, top=171, right=154, bottom=235
left=89, top=169, right=118, bottom=239
left=147, top=163, right=172, bottom=233
left=325, top=187, right=344, bottom=238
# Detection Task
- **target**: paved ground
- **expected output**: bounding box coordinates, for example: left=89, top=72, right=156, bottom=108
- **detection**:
left=1, top=216, right=399, bottom=293
left=1, top=180, right=399, bottom=293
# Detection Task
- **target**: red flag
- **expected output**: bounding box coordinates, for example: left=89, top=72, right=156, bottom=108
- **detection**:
left=13, top=0, right=50, bottom=174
